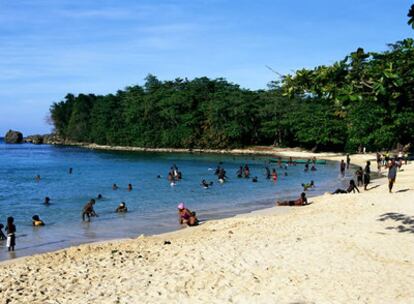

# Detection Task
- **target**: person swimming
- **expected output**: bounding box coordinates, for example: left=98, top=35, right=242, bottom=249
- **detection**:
left=35, top=175, right=41, bottom=182
left=311, top=165, right=317, bottom=171
left=82, top=199, right=98, bottom=222
left=201, top=179, right=213, bottom=188
left=277, top=192, right=308, bottom=206
left=128, top=183, right=133, bottom=191
left=115, top=202, right=128, bottom=213
left=332, top=179, right=360, bottom=194
left=97, top=194, right=103, bottom=200
left=252, top=176, right=258, bottom=183
left=304, top=163, right=309, bottom=172
left=69, top=167, right=73, bottom=174
left=112, top=183, right=119, bottom=190
left=177, top=203, right=198, bottom=226
left=44, top=196, right=51, bottom=205
left=271, top=168, right=278, bottom=181
left=32, top=215, right=45, bottom=226
left=302, top=180, right=315, bottom=191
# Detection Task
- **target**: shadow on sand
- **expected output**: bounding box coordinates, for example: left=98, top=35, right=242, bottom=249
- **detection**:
left=377, top=212, right=414, bottom=234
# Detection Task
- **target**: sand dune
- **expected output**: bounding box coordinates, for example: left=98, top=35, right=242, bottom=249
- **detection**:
left=1, top=154, right=413, bottom=304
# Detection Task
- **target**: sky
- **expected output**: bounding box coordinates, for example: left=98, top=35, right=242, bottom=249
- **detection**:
left=0, top=0, right=413, bottom=135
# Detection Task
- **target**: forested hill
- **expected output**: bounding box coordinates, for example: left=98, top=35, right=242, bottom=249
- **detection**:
left=50, top=39, right=414, bottom=152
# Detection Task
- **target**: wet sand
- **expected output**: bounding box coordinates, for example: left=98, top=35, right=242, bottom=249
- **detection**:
left=1, top=153, right=413, bottom=303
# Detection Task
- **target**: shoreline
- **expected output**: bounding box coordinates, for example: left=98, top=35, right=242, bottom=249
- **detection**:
left=0, top=152, right=374, bottom=264
left=0, top=151, right=381, bottom=265
left=0, top=147, right=358, bottom=262
left=1, top=153, right=413, bottom=303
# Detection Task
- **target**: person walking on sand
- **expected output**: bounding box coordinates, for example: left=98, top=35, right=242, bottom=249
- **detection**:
left=387, top=159, right=398, bottom=193
left=5, top=216, right=16, bottom=252
left=363, top=161, right=371, bottom=190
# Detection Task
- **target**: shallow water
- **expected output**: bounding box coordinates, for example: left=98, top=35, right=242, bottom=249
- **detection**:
left=0, top=140, right=352, bottom=260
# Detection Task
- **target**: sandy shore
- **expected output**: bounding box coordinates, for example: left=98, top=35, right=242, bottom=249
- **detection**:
left=1, top=153, right=413, bottom=304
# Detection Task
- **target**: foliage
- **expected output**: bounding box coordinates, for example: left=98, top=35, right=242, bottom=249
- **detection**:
left=50, top=40, right=414, bottom=152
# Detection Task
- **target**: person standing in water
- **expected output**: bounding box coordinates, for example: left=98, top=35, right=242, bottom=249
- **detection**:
left=82, top=199, right=98, bottom=222
left=387, top=159, right=398, bottom=193
left=340, top=160, right=346, bottom=177
left=6, top=217, right=16, bottom=252
left=0, top=221, right=6, bottom=240
left=346, top=154, right=351, bottom=169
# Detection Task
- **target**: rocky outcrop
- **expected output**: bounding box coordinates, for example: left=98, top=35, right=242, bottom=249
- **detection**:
left=5, top=130, right=23, bottom=144
left=24, top=135, right=44, bottom=144
left=43, top=133, right=64, bottom=145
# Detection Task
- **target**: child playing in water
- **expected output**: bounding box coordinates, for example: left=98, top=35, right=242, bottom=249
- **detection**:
left=82, top=199, right=98, bottom=221
left=115, top=202, right=128, bottom=213
left=0, top=222, right=6, bottom=240
left=177, top=203, right=198, bottom=226
left=32, top=215, right=45, bottom=226
left=6, top=217, right=16, bottom=251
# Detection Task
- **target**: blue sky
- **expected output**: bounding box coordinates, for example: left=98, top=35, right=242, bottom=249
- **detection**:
left=0, top=0, right=412, bottom=135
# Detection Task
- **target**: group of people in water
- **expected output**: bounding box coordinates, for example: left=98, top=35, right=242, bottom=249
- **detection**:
left=1, top=153, right=407, bottom=253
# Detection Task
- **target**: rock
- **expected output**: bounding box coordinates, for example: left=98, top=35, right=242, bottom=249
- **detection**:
left=5, top=130, right=23, bottom=144
left=42, top=133, right=64, bottom=145
left=24, top=135, right=43, bottom=144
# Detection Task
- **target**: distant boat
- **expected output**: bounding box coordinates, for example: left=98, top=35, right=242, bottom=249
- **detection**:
left=269, top=158, right=327, bottom=165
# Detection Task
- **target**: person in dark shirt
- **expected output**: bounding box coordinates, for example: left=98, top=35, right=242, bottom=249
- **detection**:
left=6, top=217, right=16, bottom=251
left=363, top=161, right=371, bottom=190
left=346, top=154, right=351, bottom=169
left=340, top=160, right=346, bottom=177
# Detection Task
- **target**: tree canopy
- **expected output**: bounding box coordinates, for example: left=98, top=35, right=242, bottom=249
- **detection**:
left=50, top=39, right=414, bottom=152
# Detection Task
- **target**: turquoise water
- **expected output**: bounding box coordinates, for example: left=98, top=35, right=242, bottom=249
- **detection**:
left=0, top=139, right=350, bottom=260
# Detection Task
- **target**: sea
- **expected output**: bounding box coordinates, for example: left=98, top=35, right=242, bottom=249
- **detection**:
left=0, top=138, right=351, bottom=260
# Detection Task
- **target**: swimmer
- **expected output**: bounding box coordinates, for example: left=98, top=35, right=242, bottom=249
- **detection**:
left=252, top=176, right=258, bottom=183
left=265, top=166, right=271, bottom=179
left=128, top=183, right=133, bottom=191
left=32, top=215, right=45, bottom=226
left=156, top=175, right=161, bottom=179
left=201, top=179, right=213, bottom=188
left=44, top=196, right=51, bottom=205
left=177, top=203, right=198, bottom=226
left=112, top=183, right=118, bottom=190
left=271, top=169, right=278, bottom=181
left=69, top=167, right=73, bottom=174
left=35, top=175, right=41, bottom=182
left=115, top=202, right=128, bottom=213
left=304, top=163, right=309, bottom=172
left=277, top=192, right=308, bottom=206
left=97, top=194, right=103, bottom=200
left=302, top=180, right=315, bottom=191
left=311, top=165, right=317, bottom=171
left=82, top=199, right=98, bottom=222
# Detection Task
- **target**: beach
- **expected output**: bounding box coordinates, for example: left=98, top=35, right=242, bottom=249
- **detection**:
left=1, top=153, right=413, bottom=304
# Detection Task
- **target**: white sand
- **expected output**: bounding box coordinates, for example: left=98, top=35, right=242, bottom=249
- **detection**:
left=0, top=153, right=413, bottom=304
